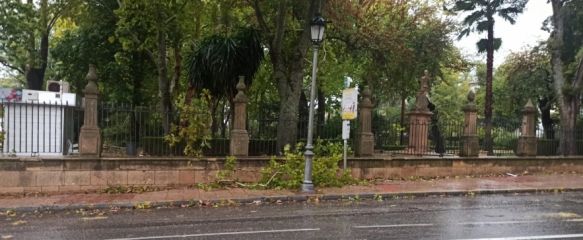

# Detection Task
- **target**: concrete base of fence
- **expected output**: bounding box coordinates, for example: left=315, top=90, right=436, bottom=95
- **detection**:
left=2, top=156, right=583, bottom=193
left=356, top=132, right=374, bottom=156
left=460, top=135, right=480, bottom=157
left=79, top=127, right=101, bottom=156
left=517, top=136, right=537, bottom=156
left=230, top=130, right=249, bottom=156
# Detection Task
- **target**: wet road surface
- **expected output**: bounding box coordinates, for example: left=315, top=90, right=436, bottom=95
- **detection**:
left=2, top=192, right=583, bottom=239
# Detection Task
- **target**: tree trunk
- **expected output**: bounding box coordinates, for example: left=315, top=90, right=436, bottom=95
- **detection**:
left=298, top=88, right=309, bottom=140
left=400, top=96, right=406, bottom=145
left=251, top=0, right=317, bottom=154
left=157, top=28, right=172, bottom=135
left=559, top=99, right=577, bottom=155
left=316, top=87, right=326, bottom=139
left=25, top=0, right=49, bottom=90
left=550, top=0, right=577, bottom=155
left=170, top=46, right=181, bottom=95
left=538, top=97, right=554, bottom=139
left=484, top=20, right=495, bottom=156
left=131, top=51, right=146, bottom=147
left=274, top=63, right=303, bottom=153
left=26, top=68, right=44, bottom=90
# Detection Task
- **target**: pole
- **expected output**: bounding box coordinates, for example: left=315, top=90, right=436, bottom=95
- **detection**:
left=342, top=120, right=349, bottom=170
left=342, top=77, right=350, bottom=171
left=343, top=137, right=348, bottom=170
left=302, top=46, right=319, bottom=193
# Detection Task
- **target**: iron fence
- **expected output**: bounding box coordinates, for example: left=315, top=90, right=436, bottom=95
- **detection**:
left=98, top=103, right=230, bottom=157
left=247, top=114, right=358, bottom=156
left=372, top=117, right=464, bottom=156
left=3, top=99, right=583, bottom=157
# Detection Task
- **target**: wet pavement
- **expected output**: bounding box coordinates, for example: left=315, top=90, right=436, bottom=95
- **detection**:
left=3, top=192, right=583, bottom=239
left=2, top=174, right=583, bottom=211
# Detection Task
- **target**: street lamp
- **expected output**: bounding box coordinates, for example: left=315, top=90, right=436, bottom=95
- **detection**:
left=302, top=13, right=326, bottom=193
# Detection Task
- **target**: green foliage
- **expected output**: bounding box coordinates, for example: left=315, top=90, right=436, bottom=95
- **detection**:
left=492, top=130, right=518, bottom=150
left=101, top=112, right=132, bottom=147
left=186, top=27, right=264, bottom=100
left=493, top=45, right=552, bottom=123
left=260, top=141, right=355, bottom=189
left=0, top=0, right=35, bottom=74
left=217, top=156, right=237, bottom=180
left=165, top=90, right=213, bottom=156
left=431, top=69, right=471, bottom=123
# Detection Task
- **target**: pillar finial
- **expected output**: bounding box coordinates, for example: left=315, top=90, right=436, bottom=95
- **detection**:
left=467, top=90, right=475, bottom=102
left=234, top=76, right=248, bottom=103
left=84, top=64, right=99, bottom=95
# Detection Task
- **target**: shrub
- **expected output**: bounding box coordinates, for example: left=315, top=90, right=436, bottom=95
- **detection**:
left=260, top=140, right=355, bottom=189
left=165, top=90, right=213, bottom=157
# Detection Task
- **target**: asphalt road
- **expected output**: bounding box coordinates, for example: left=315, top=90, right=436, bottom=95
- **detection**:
left=3, top=192, right=583, bottom=240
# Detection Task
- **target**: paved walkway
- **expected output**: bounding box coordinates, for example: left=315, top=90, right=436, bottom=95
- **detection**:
left=1, top=174, right=582, bottom=211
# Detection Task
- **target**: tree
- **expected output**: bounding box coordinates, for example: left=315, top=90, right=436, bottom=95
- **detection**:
left=496, top=45, right=554, bottom=138
left=431, top=70, right=471, bottom=123
left=51, top=0, right=154, bottom=102
left=115, top=0, right=192, bottom=134
left=186, top=28, right=263, bottom=102
left=450, top=0, right=527, bottom=155
left=185, top=27, right=264, bottom=136
left=549, top=0, right=583, bottom=155
left=248, top=0, right=319, bottom=152
left=327, top=0, right=462, bottom=124
left=0, top=0, right=78, bottom=89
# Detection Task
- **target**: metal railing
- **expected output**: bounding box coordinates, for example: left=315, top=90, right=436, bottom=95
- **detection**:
left=2, top=99, right=582, bottom=157
left=98, top=103, right=230, bottom=157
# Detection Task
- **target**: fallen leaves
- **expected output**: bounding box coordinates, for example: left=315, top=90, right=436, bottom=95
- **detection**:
left=5, top=210, right=16, bottom=217
left=134, top=202, right=152, bottom=209
left=81, top=216, right=108, bottom=221
left=11, top=220, right=27, bottom=226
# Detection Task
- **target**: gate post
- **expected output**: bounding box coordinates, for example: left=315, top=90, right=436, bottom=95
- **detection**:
left=356, top=86, right=374, bottom=156
left=407, top=71, right=432, bottom=155
left=79, top=64, right=101, bottom=156
left=460, top=91, right=479, bottom=157
left=517, top=99, right=537, bottom=156
left=230, top=76, right=249, bottom=156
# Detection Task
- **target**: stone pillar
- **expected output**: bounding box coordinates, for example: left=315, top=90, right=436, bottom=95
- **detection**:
left=356, top=86, right=374, bottom=156
left=460, top=91, right=479, bottom=157
left=517, top=99, right=537, bottom=156
left=79, top=64, right=101, bottom=156
left=230, top=76, right=249, bottom=156
left=407, top=71, right=432, bottom=155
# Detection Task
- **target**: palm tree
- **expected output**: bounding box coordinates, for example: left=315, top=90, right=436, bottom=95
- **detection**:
left=451, top=0, right=527, bottom=155
left=186, top=28, right=263, bottom=101
left=185, top=27, right=264, bottom=136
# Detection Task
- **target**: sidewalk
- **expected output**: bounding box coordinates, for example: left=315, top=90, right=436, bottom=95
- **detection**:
left=1, top=174, right=582, bottom=211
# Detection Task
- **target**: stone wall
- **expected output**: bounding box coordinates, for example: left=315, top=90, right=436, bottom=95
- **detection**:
left=2, top=156, right=583, bottom=193
left=0, top=157, right=266, bottom=194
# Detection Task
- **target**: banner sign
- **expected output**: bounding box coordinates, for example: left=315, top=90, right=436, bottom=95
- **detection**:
left=341, top=88, right=358, bottom=120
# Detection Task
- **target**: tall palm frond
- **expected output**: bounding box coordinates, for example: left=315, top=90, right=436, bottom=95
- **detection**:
left=186, top=27, right=264, bottom=100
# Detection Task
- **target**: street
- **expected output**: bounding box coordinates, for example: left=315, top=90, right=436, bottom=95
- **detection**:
left=3, top=192, right=583, bottom=240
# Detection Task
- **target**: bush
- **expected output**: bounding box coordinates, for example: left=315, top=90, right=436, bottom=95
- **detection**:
left=260, top=141, right=355, bottom=189
left=165, top=90, right=213, bottom=156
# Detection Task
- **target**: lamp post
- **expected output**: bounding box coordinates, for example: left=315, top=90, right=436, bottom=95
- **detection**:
left=302, top=13, right=326, bottom=193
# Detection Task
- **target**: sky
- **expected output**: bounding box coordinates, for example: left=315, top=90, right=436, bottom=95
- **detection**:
left=454, top=0, right=553, bottom=67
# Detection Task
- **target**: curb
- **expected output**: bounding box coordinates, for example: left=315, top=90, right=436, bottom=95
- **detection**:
left=2, top=187, right=582, bottom=212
